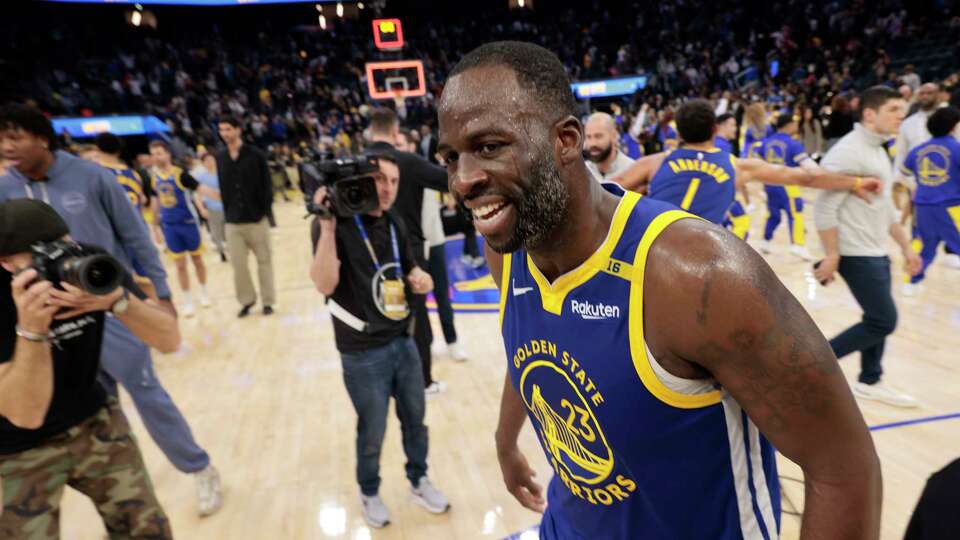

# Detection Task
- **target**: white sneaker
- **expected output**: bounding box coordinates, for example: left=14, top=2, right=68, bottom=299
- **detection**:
left=360, top=494, right=391, bottom=528
left=195, top=465, right=223, bottom=517
left=411, top=477, right=450, bottom=514
left=853, top=382, right=918, bottom=408
left=431, top=340, right=447, bottom=357
left=182, top=303, right=196, bottom=318
left=901, top=282, right=920, bottom=297
left=425, top=381, right=447, bottom=396
left=756, top=240, right=772, bottom=254
left=448, top=342, right=469, bottom=362
left=944, top=253, right=960, bottom=269
left=790, top=245, right=815, bottom=261
left=200, top=293, right=212, bottom=308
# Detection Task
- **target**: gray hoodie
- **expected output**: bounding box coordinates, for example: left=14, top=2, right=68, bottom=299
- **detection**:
left=0, top=150, right=171, bottom=298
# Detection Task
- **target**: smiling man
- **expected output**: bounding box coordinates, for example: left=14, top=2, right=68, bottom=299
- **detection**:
left=437, top=41, right=881, bottom=540
left=583, top=112, right=634, bottom=182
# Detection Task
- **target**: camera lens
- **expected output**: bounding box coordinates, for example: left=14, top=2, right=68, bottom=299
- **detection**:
left=59, top=254, right=124, bottom=295
left=344, top=184, right=364, bottom=208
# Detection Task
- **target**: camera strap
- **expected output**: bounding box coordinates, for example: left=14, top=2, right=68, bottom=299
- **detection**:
left=353, top=215, right=402, bottom=277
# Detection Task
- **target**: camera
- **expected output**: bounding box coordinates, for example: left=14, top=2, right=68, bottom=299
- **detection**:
left=30, top=240, right=124, bottom=295
left=300, top=154, right=381, bottom=219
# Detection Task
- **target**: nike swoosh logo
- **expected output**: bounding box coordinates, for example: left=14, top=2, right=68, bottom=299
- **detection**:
left=512, top=280, right=533, bottom=296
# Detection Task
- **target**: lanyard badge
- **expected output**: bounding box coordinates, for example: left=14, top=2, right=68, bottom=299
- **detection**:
left=354, top=216, right=409, bottom=321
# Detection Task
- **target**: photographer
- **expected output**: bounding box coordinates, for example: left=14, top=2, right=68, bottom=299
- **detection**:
left=308, top=154, right=449, bottom=529
left=0, top=199, right=177, bottom=538
left=0, top=104, right=222, bottom=516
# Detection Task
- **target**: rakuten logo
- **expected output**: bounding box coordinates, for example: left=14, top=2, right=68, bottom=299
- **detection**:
left=570, top=299, right=621, bottom=320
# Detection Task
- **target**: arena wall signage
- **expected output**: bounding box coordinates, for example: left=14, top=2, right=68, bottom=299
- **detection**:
left=570, top=76, right=648, bottom=99
left=52, top=116, right=171, bottom=137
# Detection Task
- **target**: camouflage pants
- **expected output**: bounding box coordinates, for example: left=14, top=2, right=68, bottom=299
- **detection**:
left=0, top=400, right=172, bottom=539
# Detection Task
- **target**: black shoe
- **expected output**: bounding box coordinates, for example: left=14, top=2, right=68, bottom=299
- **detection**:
left=237, top=304, right=254, bottom=318
left=263, top=306, right=274, bottom=316
left=220, top=251, right=227, bottom=263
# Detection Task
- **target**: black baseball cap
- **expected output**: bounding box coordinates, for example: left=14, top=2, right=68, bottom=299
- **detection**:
left=0, top=199, right=69, bottom=256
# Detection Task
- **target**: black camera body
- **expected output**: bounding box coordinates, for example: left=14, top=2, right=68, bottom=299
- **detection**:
left=30, top=240, right=124, bottom=296
left=300, top=154, right=381, bottom=219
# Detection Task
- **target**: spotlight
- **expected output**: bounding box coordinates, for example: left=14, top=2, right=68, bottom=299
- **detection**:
left=336, top=2, right=343, bottom=17
left=132, top=11, right=142, bottom=26
left=319, top=14, right=327, bottom=29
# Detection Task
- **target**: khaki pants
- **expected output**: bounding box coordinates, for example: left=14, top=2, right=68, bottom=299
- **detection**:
left=225, top=218, right=277, bottom=307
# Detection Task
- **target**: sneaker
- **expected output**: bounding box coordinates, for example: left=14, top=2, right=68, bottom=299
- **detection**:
left=200, top=294, right=212, bottom=308
left=789, top=245, right=815, bottom=261
left=195, top=465, right=223, bottom=517
left=219, top=251, right=228, bottom=263
left=182, top=303, right=196, bottom=318
left=448, top=342, right=469, bottom=362
left=756, top=240, right=772, bottom=254
left=944, top=253, right=960, bottom=269
left=425, top=381, right=447, bottom=395
left=237, top=304, right=254, bottom=318
left=470, top=256, right=486, bottom=269
left=360, top=494, right=391, bottom=528
left=431, top=340, right=447, bottom=357
left=411, top=477, right=450, bottom=514
left=459, top=254, right=474, bottom=266
left=853, top=382, right=918, bottom=408
left=263, top=305, right=274, bottom=316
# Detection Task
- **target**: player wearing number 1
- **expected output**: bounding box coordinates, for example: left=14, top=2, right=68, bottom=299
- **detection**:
left=614, top=100, right=880, bottom=226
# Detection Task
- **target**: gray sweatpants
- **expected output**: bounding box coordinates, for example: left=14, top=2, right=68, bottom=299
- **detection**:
left=99, top=316, right=210, bottom=474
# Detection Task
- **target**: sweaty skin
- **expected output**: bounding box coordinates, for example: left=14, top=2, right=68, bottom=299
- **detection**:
left=439, top=62, right=881, bottom=539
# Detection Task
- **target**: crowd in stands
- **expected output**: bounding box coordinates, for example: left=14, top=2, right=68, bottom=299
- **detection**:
left=2, top=0, right=960, bottom=159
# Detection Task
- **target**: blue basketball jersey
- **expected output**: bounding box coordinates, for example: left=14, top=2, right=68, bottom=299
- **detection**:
left=104, top=164, right=148, bottom=213
left=647, top=147, right=737, bottom=224
left=901, top=136, right=960, bottom=206
left=742, top=125, right=773, bottom=159
left=659, top=121, right=678, bottom=150
left=153, top=167, right=197, bottom=225
left=760, top=133, right=809, bottom=200
left=760, top=133, right=808, bottom=168
left=500, top=187, right=780, bottom=539
left=715, top=136, right=734, bottom=155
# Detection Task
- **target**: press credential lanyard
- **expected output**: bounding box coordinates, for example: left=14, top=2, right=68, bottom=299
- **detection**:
left=353, top=215, right=402, bottom=278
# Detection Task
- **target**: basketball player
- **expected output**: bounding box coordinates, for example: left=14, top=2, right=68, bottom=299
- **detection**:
left=95, top=133, right=156, bottom=294
left=897, top=107, right=960, bottom=290
left=742, top=102, right=773, bottom=158
left=714, top=113, right=737, bottom=154
left=756, top=114, right=816, bottom=260
left=613, top=100, right=878, bottom=225
left=148, top=140, right=214, bottom=316
left=438, top=41, right=880, bottom=539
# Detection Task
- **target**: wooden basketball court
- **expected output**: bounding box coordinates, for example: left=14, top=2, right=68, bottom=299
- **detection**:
left=60, top=187, right=960, bottom=539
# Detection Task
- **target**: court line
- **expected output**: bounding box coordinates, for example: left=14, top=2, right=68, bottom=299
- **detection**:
left=868, top=411, right=960, bottom=432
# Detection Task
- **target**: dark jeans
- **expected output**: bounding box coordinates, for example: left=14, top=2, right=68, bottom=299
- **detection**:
left=829, top=256, right=898, bottom=385
left=340, top=336, right=429, bottom=496
left=428, top=244, right=458, bottom=344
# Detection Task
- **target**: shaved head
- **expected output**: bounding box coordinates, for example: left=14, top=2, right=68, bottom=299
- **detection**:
left=585, top=113, right=617, bottom=134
